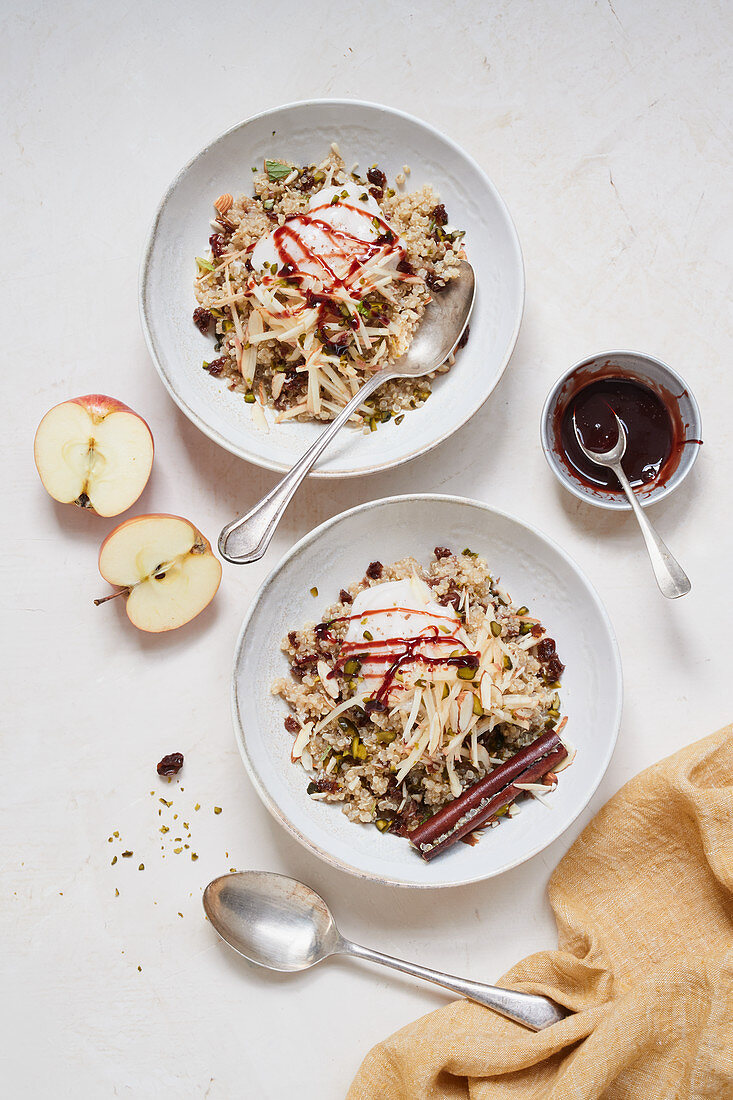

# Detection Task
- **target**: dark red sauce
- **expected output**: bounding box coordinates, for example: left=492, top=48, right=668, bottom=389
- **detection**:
left=560, top=377, right=675, bottom=490
left=315, top=607, right=479, bottom=706
left=266, top=201, right=405, bottom=300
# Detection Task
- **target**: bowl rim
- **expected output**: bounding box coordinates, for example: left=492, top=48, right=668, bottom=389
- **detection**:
left=139, top=97, right=525, bottom=479
left=540, top=349, right=703, bottom=511
left=230, top=492, right=624, bottom=888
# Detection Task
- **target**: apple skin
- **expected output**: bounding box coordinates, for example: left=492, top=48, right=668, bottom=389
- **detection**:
left=34, top=394, right=154, bottom=517
left=97, top=513, right=223, bottom=633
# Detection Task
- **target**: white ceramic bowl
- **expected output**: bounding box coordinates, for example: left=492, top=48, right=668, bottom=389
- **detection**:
left=232, top=495, right=622, bottom=888
left=140, top=99, right=524, bottom=477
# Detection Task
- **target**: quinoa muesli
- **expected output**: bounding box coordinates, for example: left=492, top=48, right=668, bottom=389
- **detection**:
left=193, top=145, right=467, bottom=429
left=273, top=547, right=572, bottom=852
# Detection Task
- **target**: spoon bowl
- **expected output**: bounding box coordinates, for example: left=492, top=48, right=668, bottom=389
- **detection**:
left=204, top=871, right=341, bottom=971
left=204, top=870, right=570, bottom=1030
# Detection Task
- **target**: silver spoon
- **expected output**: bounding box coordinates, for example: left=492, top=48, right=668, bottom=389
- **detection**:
left=218, top=261, right=476, bottom=564
left=573, top=411, right=691, bottom=598
left=203, top=870, right=569, bottom=1031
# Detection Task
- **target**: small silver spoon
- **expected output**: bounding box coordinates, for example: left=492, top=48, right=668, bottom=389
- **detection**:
left=218, top=261, right=476, bottom=564
left=203, top=870, right=569, bottom=1031
left=573, top=411, right=691, bottom=598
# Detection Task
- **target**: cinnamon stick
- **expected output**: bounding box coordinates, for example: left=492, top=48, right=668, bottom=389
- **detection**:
left=408, top=731, right=568, bottom=861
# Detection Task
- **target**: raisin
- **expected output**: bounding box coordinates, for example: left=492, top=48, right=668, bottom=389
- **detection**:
left=339, top=589, right=353, bottom=604
left=284, top=716, right=299, bottom=734
left=368, top=186, right=384, bottom=202
left=298, top=171, right=315, bottom=191
left=366, top=561, right=383, bottom=579
left=457, top=324, right=470, bottom=350
left=536, top=637, right=556, bottom=661
left=157, top=753, right=184, bottom=777
left=292, top=654, right=318, bottom=675
left=544, top=654, right=565, bottom=683
left=396, top=258, right=414, bottom=276
left=439, top=589, right=462, bottom=612
left=431, top=203, right=448, bottom=226
left=366, top=166, right=387, bottom=189
left=203, top=357, right=226, bottom=376
left=434, top=546, right=452, bottom=559
left=192, top=307, right=212, bottom=333
left=365, top=699, right=386, bottom=715
left=390, top=798, right=420, bottom=837
left=425, top=271, right=446, bottom=293
left=287, top=630, right=298, bottom=647
left=374, top=232, right=394, bottom=245
left=209, top=233, right=227, bottom=258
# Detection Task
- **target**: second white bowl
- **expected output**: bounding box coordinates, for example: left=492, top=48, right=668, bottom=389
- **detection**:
left=232, top=494, right=622, bottom=888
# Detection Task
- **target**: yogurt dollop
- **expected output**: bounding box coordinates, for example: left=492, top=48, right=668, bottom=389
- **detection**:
left=251, top=181, right=406, bottom=293
left=341, top=577, right=462, bottom=691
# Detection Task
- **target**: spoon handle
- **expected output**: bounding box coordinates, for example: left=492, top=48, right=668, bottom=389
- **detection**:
left=612, top=463, right=691, bottom=599
left=342, top=939, right=569, bottom=1030
left=218, top=370, right=389, bottom=564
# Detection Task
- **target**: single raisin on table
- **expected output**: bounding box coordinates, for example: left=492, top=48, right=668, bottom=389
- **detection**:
left=434, top=546, right=453, bottom=559
left=431, top=203, right=448, bottom=226
left=284, top=716, right=299, bottom=734
left=366, top=166, right=387, bottom=189
left=157, top=753, right=184, bottom=777
left=193, top=306, right=212, bottom=333
left=366, top=560, right=383, bottom=579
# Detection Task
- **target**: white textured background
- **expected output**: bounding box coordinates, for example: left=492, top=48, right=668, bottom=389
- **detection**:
left=3, top=2, right=732, bottom=1096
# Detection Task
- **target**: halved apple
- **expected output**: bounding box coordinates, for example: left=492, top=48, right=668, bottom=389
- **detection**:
left=96, top=515, right=222, bottom=632
left=34, top=395, right=154, bottom=517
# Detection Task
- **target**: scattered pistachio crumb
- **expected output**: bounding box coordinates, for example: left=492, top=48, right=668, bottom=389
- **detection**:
left=214, top=807, right=222, bottom=815
left=229, top=868, right=237, bottom=873
left=183, top=822, right=190, bottom=830
left=173, top=847, right=183, bottom=854
left=178, top=912, right=183, bottom=918
left=184, top=844, right=190, bottom=850
left=113, top=831, right=119, bottom=838
left=160, top=826, right=169, bottom=834
left=137, top=966, right=142, bottom=972
left=173, top=814, right=178, bottom=820
left=194, top=803, right=201, bottom=811
left=138, top=864, right=144, bottom=871
left=310, top=586, right=318, bottom=597
left=111, top=856, right=117, bottom=866
left=115, top=889, right=119, bottom=897
left=108, top=837, right=113, bottom=843
left=191, top=853, right=198, bottom=861
left=121, top=851, right=133, bottom=858
left=159, top=798, right=172, bottom=807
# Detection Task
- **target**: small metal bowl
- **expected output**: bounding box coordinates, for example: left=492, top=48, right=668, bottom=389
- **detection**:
left=540, top=350, right=702, bottom=510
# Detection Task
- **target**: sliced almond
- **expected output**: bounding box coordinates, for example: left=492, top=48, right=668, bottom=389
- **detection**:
left=318, top=660, right=339, bottom=699
left=214, top=193, right=233, bottom=215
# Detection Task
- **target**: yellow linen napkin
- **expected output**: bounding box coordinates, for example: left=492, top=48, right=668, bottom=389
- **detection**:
left=348, top=725, right=733, bottom=1099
